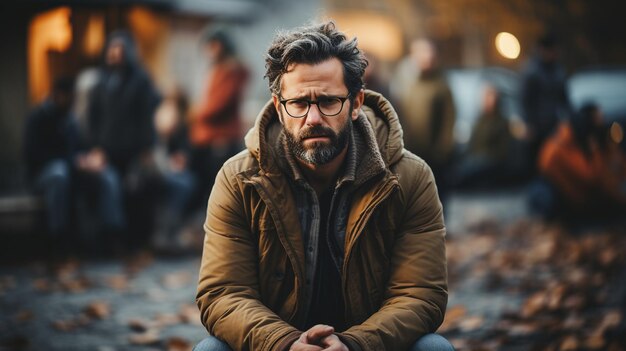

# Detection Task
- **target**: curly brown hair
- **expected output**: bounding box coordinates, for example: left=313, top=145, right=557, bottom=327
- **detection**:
left=264, top=21, right=368, bottom=98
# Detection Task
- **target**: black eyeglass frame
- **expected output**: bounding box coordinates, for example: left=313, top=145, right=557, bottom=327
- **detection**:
left=278, top=94, right=351, bottom=118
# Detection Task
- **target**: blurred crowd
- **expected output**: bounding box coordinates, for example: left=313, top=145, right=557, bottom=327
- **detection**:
left=23, top=28, right=248, bottom=257
left=382, top=33, right=626, bottom=226
left=23, top=28, right=626, bottom=258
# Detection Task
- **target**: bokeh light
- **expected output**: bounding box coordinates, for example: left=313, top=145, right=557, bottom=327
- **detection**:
left=495, top=32, right=520, bottom=59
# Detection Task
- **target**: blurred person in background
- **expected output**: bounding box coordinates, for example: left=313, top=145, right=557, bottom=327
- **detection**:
left=195, top=21, right=451, bottom=351
left=152, top=86, right=196, bottom=252
left=529, top=103, right=626, bottom=224
left=23, top=76, right=79, bottom=256
left=454, top=85, right=514, bottom=188
left=81, top=30, right=161, bottom=252
left=363, top=52, right=391, bottom=103
left=521, top=32, right=571, bottom=174
left=189, top=27, right=249, bottom=209
left=398, top=38, right=456, bottom=204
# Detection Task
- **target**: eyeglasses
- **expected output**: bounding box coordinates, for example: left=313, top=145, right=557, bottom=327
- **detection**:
left=278, top=94, right=351, bottom=118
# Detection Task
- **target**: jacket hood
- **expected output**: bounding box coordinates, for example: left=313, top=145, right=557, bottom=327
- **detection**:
left=101, top=30, right=141, bottom=70
left=244, top=90, right=405, bottom=175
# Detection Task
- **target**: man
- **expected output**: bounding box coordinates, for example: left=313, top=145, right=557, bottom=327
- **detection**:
left=24, top=76, right=79, bottom=253
left=195, top=22, right=451, bottom=351
left=520, top=32, right=571, bottom=173
left=397, top=38, right=456, bottom=203
left=83, top=31, right=161, bottom=250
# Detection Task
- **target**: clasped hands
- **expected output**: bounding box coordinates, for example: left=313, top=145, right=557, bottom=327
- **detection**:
left=289, top=324, right=348, bottom=351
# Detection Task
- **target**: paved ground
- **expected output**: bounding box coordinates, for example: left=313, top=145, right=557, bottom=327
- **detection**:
left=1, top=188, right=624, bottom=351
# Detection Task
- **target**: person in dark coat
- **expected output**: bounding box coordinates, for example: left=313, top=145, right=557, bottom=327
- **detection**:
left=520, top=32, right=571, bottom=173
left=23, top=77, right=79, bottom=251
left=81, top=31, right=161, bottom=251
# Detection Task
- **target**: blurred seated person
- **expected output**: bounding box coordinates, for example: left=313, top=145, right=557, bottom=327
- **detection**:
left=83, top=31, right=161, bottom=251
left=529, top=103, right=626, bottom=222
left=152, top=86, right=197, bottom=251
left=23, top=77, right=79, bottom=254
left=454, top=85, right=513, bottom=188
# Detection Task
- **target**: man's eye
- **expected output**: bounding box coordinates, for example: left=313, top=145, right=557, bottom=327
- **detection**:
left=319, top=98, right=340, bottom=108
left=287, top=100, right=308, bottom=109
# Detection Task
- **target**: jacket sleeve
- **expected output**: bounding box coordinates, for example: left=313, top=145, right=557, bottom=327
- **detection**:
left=196, top=164, right=301, bottom=351
left=340, top=159, right=448, bottom=351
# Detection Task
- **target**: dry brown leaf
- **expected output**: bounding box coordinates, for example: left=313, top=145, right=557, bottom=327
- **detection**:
left=60, top=276, right=91, bottom=293
left=84, top=301, right=110, bottom=320
left=526, top=236, right=556, bottom=263
left=178, top=304, right=202, bottom=325
left=521, top=292, right=547, bottom=318
left=128, top=318, right=151, bottom=332
left=167, top=337, right=192, bottom=351
left=161, top=271, right=193, bottom=289
left=51, top=319, right=79, bottom=332
left=563, top=294, right=586, bottom=310
left=438, top=305, right=467, bottom=332
left=599, top=247, right=618, bottom=267
left=546, top=284, right=567, bottom=310
left=585, top=334, right=606, bottom=350
left=562, top=314, right=584, bottom=330
left=124, top=252, right=155, bottom=276
left=32, top=278, right=51, bottom=292
left=448, top=338, right=469, bottom=350
left=14, top=310, right=34, bottom=322
left=104, top=274, right=129, bottom=291
left=153, top=313, right=181, bottom=327
left=458, top=315, right=484, bottom=332
left=559, top=336, right=579, bottom=351
left=128, top=329, right=161, bottom=345
left=54, top=259, right=80, bottom=279
left=508, top=322, right=538, bottom=336
left=591, top=310, right=622, bottom=337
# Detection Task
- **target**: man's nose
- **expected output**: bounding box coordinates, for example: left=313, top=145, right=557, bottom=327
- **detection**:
left=305, top=103, right=323, bottom=125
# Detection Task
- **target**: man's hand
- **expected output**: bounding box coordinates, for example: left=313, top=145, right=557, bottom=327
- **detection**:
left=290, top=325, right=348, bottom=351
left=76, top=148, right=107, bottom=173
left=318, top=334, right=349, bottom=351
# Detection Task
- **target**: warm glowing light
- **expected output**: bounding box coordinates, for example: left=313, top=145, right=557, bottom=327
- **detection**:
left=28, top=7, right=73, bottom=103
left=84, top=15, right=105, bottom=57
left=610, top=122, right=624, bottom=144
left=495, top=32, right=520, bottom=59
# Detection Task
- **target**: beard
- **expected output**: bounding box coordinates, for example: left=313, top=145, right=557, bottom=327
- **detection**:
left=283, top=117, right=352, bottom=165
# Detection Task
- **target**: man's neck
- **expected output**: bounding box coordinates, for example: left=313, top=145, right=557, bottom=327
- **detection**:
left=296, top=146, right=348, bottom=196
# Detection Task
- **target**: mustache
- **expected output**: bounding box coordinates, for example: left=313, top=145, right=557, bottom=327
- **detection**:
left=299, top=125, right=336, bottom=139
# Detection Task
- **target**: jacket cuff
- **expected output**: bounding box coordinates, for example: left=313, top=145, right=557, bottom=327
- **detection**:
left=337, top=333, right=362, bottom=351
left=273, top=330, right=301, bottom=351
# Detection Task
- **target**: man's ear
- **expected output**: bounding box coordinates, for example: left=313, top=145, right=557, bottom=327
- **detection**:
left=272, top=95, right=284, bottom=124
left=351, top=89, right=365, bottom=121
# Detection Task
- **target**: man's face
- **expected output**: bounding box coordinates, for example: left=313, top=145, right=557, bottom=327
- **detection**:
left=106, top=40, right=125, bottom=67
left=204, top=40, right=223, bottom=63
left=273, top=58, right=363, bottom=165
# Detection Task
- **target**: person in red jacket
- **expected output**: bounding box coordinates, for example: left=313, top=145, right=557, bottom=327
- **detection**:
left=189, top=27, right=250, bottom=207
left=531, top=103, right=626, bottom=221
